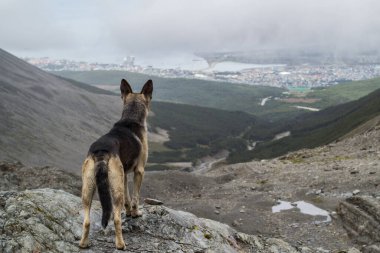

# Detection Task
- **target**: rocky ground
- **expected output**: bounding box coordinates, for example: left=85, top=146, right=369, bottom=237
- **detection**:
left=0, top=189, right=301, bottom=253
left=0, top=124, right=379, bottom=252
left=0, top=161, right=81, bottom=196
left=142, top=123, right=380, bottom=252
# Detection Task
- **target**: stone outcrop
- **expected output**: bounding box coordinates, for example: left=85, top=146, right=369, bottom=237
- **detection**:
left=338, top=196, right=380, bottom=252
left=0, top=188, right=300, bottom=253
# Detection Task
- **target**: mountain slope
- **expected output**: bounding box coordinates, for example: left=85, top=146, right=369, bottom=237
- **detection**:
left=0, top=48, right=121, bottom=173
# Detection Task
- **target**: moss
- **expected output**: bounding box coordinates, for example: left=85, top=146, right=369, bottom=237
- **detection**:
left=311, top=196, right=323, bottom=204
left=332, top=155, right=350, bottom=161
left=289, top=156, right=305, bottom=164
left=258, top=179, right=268, bottom=185
left=203, top=232, right=212, bottom=240
left=192, top=225, right=199, bottom=231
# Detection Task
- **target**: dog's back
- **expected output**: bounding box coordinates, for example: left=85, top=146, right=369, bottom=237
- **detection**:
left=88, top=119, right=143, bottom=170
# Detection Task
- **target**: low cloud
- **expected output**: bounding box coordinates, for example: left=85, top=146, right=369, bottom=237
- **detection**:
left=1, top=0, right=379, bottom=61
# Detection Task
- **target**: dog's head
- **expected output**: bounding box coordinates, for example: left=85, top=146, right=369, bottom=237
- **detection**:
left=120, top=78, right=153, bottom=122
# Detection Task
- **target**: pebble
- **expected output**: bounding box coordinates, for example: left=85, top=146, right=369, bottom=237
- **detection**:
left=315, top=189, right=323, bottom=195
left=353, top=189, right=360, bottom=195
left=144, top=198, right=164, bottom=205
left=214, top=210, right=220, bottom=215
left=239, top=209, right=245, bottom=213
left=215, top=205, right=221, bottom=209
left=347, top=248, right=362, bottom=253
left=300, top=247, right=313, bottom=253
left=350, top=170, right=359, bottom=175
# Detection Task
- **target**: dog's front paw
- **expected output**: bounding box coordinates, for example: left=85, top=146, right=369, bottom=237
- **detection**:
left=125, top=206, right=132, bottom=217
left=79, top=239, right=90, bottom=249
left=116, top=241, right=127, bottom=250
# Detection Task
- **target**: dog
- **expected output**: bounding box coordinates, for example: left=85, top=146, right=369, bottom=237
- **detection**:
left=79, top=78, right=153, bottom=250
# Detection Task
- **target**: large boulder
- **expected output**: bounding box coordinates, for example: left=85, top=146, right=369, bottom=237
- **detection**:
left=338, top=196, right=380, bottom=252
left=0, top=188, right=300, bottom=253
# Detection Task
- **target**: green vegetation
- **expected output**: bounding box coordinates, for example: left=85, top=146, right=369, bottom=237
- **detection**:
left=59, top=71, right=380, bottom=165
left=51, top=70, right=287, bottom=116
left=307, top=77, right=380, bottom=108
left=228, top=87, right=380, bottom=162
left=52, top=71, right=380, bottom=122
left=149, top=102, right=256, bottom=163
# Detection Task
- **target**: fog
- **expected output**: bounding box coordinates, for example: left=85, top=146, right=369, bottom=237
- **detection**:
left=1, top=0, right=379, bottom=63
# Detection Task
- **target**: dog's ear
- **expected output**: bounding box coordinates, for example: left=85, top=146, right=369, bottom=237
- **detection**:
left=120, top=79, right=133, bottom=97
left=141, top=79, right=153, bottom=100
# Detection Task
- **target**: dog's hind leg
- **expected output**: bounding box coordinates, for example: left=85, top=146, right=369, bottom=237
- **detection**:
left=131, top=166, right=144, bottom=217
left=108, top=156, right=127, bottom=250
left=124, top=172, right=132, bottom=216
left=79, top=157, right=96, bottom=248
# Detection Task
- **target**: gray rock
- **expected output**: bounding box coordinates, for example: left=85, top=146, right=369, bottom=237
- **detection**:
left=347, top=247, right=362, bottom=253
left=338, top=196, right=380, bottom=251
left=144, top=197, right=164, bottom=205
left=0, top=189, right=300, bottom=253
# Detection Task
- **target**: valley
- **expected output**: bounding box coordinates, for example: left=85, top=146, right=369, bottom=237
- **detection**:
left=1, top=48, right=380, bottom=252
left=1, top=112, right=379, bottom=252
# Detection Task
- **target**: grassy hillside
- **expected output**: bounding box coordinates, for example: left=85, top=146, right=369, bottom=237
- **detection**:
left=53, top=71, right=380, bottom=165
left=51, top=70, right=288, bottom=117
left=228, top=87, right=380, bottom=162
left=148, top=102, right=256, bottom=164
left=52, top=71, right=380, bottom=121
left=53, top=76, right=259, bottom=164
left=307, top=77, right=380, bottom=108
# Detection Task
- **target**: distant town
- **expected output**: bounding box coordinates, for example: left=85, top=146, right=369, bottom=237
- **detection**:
left=23, top=56, right=380, bottom=88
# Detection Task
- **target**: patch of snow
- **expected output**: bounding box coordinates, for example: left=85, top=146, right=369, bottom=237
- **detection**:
left=294, top=106, right=320, bottom=112
left=273, top=131, right=291, bottom=141
left=272, top=200, right=331, bottom=223
left=260, top=96, right=272, bottom=106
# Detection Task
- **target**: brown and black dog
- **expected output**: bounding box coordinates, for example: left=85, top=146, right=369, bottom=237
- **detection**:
left=79, top=79, right=153, bottom=250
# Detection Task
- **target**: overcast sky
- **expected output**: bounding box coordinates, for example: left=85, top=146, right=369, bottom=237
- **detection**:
left=1, top=0, right=379, bottom=64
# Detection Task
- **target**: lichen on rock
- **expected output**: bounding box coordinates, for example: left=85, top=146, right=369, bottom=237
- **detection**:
left=0, top=188, right=300, bottom=253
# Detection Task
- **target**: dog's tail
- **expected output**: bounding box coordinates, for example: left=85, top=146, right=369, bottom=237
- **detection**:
left=94, top=155, right=112, bottom=228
